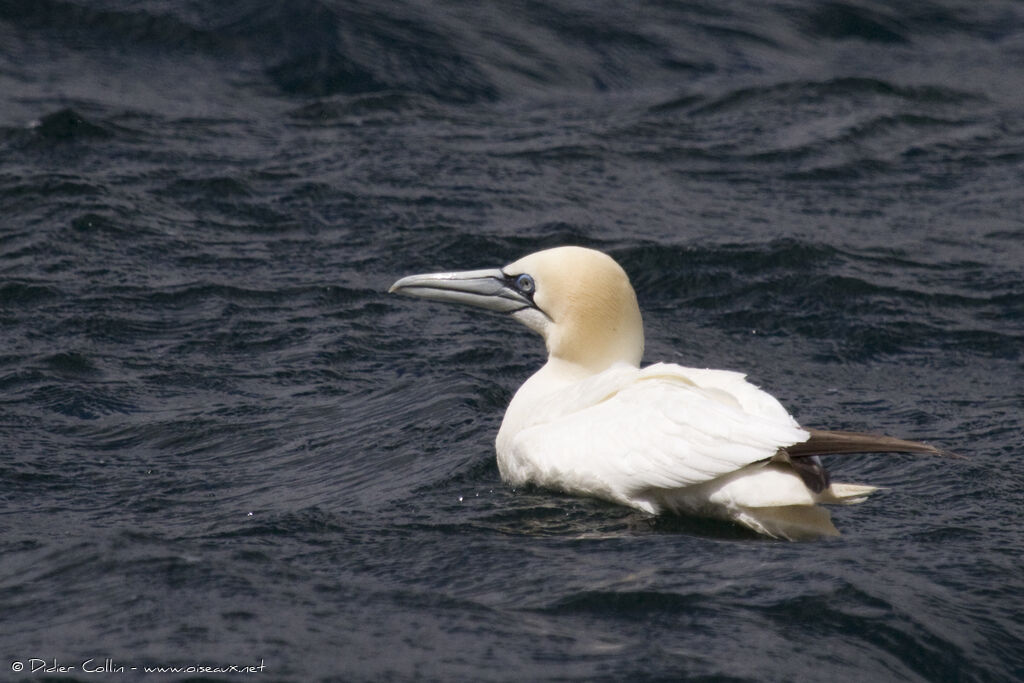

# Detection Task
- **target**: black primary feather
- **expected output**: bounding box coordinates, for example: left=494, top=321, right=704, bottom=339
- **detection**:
left=774, top=429, right=961, bottom=493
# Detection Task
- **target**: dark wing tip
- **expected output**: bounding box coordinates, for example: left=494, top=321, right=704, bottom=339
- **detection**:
left=773, top=428, right=962, bottom=495
left=792, top=428, right=965, bottom=460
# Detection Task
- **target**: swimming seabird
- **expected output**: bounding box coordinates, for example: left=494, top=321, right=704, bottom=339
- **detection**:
left=389, top=246, right=952, bottom=539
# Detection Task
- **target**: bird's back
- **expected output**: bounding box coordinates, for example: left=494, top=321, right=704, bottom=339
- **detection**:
left=496, top=361, right=812, bottom=514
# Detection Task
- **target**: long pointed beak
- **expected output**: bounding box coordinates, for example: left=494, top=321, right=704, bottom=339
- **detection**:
left=388, top=268, right=532, bottom=313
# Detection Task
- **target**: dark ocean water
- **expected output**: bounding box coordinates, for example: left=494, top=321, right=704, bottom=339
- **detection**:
left=2, top=1, right=1023, bottom=681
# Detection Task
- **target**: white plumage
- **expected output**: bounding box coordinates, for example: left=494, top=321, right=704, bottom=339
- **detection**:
left=390, top=246, right=946, bottom=539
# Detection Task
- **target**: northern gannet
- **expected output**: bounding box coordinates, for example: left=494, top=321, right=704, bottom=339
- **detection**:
left=389, top=246, right=951, bottom=539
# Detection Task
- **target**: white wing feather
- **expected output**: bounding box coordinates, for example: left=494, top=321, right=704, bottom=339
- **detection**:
left=499, top=363, right=809, bottom=511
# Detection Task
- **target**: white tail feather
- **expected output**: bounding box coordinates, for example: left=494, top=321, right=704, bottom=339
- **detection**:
left=820, top=482, right=879, bottom=505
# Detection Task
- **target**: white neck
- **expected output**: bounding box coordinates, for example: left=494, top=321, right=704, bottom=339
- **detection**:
left=496, top=357, right=611, bottom=457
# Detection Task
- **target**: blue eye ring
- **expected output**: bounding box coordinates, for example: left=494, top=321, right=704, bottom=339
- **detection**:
left=515, top=273, right=535, bottom=294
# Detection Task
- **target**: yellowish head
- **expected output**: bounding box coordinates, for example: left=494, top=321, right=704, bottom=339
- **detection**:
left=503, top=247, right=644, bottom=371
left=389, top=246, right=645, bottom=372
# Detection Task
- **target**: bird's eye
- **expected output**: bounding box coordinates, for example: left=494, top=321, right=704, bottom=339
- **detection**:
left=515, top=273, right=535, bottom=294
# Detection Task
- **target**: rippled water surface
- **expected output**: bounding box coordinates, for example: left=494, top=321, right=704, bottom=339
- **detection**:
left=2, top=1, right=1023, bottom=681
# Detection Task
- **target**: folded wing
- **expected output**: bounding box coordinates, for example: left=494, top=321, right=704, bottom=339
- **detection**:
left=503, top=363, right=810, bottom=507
